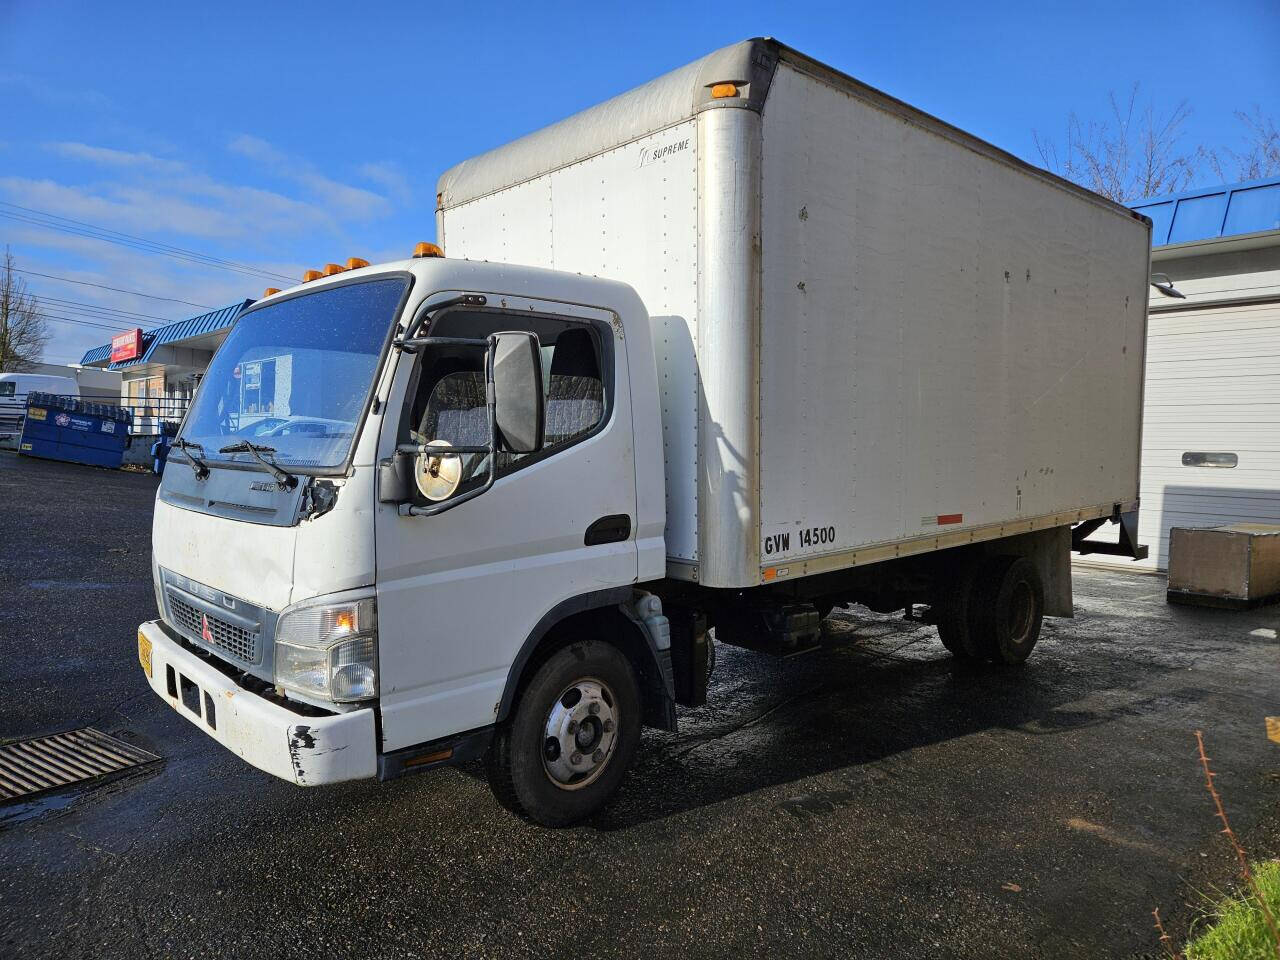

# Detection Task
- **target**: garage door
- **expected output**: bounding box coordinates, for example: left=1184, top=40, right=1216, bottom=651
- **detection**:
left=1116, top=298, right=1280, bottom=570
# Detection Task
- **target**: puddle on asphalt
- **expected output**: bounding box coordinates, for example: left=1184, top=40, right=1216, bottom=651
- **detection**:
left=0, top=790, right=82, bottom=828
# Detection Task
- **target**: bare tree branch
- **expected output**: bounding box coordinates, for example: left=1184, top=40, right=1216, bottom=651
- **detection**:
left=1210, top=106, right=1280, bottom=182
left=1035, top=83, right=1202, bottom=202
left=0, top=247, right=51, bottom=372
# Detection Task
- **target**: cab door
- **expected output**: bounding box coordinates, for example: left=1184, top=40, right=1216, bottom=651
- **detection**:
left=374, top=296, right=638, bottom=753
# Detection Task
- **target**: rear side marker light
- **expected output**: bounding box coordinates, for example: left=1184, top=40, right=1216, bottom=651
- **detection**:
left=711, top=83, right=739, bottom=98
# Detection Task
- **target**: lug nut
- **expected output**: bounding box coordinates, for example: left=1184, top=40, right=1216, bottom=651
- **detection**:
left=603, top=719, right=614, bottom=732
left=592, top=750, right=605, bottom=763
left=571, top=752, right=583, bottom=765
left=588, top=702, right=600, bottom=716
left=567, top=720, right=578, bottom=734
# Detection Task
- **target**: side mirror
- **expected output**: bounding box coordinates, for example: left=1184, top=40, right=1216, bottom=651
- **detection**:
left=491, top=331, right=545, bottom=454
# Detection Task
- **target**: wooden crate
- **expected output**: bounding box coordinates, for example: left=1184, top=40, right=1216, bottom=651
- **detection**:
left=1167, top=523, right=1280, bottom=609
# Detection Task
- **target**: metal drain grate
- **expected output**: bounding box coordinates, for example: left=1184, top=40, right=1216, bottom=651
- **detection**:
left=0, top=728, right=160, bottom=803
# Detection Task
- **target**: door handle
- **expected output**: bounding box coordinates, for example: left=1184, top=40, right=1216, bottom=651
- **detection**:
left=585, top=514, right=631, bottom=546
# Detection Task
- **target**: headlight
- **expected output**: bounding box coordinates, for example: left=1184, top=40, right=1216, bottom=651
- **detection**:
left=274, top=596, right=377, bottom=703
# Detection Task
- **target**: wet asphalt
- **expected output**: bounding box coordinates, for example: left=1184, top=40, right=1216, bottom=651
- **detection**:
left=0, top=449, right=1277, bottom=959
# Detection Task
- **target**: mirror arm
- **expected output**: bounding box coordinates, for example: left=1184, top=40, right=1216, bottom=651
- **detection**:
left=400, top=336, right=500, bottom=518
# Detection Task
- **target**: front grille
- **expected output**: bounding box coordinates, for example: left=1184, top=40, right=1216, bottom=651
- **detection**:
left=168, top=592, right=260, bottom=665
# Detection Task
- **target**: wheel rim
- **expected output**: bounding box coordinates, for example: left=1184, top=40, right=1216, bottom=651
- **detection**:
left=1009, top=579, right=1035, bottom=644
left=541, top=677, right=619, bottom=791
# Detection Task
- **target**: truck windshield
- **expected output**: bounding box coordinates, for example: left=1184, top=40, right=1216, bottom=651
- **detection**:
left=180, top=277, right=408, bottom=470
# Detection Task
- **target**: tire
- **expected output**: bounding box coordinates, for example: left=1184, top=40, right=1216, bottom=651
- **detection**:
left=485, top=641, right=641, bottom=827
left=936, top=563, right=983, bottom=660
left=970, top=556, right=1043, bottom=665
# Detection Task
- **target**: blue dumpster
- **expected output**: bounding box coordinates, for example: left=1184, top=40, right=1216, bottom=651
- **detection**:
left=18, top=392, right=133, bottom=469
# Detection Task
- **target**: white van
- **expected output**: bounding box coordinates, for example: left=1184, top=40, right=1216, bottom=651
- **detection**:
left=0, top=372, right=79, bottom=439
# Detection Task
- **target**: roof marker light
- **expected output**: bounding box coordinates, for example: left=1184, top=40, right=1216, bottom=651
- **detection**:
left=302, top=269, right=323, bottom=283
left=322, top=263, right=345, bottom=276
left=413, top=242, right=444, bottom=258
left=262, top=288, right=281, bottom=297
left=711, top=83, right=739, bottom=99
left=346, top=257, right=370, bottom=270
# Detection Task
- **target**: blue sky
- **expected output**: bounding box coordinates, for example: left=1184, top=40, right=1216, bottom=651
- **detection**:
left=2, top=0, right=1277, bottom=364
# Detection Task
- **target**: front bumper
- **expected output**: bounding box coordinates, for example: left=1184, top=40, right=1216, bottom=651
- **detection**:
left=139, top=620, right=377, bottom=786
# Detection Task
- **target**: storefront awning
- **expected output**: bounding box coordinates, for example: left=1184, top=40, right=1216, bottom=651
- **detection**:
left=80, top=300, right=253, bottom=370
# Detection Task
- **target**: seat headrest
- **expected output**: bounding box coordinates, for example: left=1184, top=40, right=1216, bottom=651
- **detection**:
left=549, top=328, right=599, bottom=380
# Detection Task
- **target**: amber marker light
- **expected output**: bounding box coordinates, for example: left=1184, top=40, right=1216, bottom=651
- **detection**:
left=137, top=630, right=152, bottom=678
left=262, top=288, right=281, bottom=297
left=302, top=269, right=323, bottom=282
left=412, top=242, right=444, bottom=258
left=711, top=82, right=739, bottom=98
left=346, top=257, right=370, bottom=270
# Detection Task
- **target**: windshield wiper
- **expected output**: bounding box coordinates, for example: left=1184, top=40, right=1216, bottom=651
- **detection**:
left=171, top=437, right=210, bottom=480
left=218, top=440, right=298, bottom=489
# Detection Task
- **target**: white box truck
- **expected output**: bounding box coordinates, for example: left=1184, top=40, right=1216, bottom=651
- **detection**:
left=137, top=39, right=1150, bottom=825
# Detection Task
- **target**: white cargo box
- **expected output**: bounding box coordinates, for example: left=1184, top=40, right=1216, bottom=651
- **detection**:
left=437, top=38, right=1150, bottom=589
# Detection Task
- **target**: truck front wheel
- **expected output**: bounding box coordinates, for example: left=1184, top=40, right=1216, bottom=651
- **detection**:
left=486, top=642, right=641, bottom=827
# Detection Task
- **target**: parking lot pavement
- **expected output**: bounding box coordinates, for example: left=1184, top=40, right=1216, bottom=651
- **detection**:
left=1, top=448, right=1277, bottom=959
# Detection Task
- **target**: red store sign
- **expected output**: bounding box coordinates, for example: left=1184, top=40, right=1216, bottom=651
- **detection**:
left=110, top=328, right=143, bottom=363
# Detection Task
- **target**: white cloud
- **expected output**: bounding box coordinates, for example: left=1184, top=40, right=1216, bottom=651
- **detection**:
left=45, top=141, right=187, bottom=175
left=229, top=133, right=390, bottom=221
left=358, top=160, right=413, bottom=204
left=5, top=132, right=411, bottom=364
left=0, top=72, right=114, bottom=111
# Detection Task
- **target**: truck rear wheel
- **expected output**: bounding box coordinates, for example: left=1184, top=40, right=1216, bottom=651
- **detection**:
left=971, top=556, right=1043, bottom=665
left=486, top=641, right=641, bottom=827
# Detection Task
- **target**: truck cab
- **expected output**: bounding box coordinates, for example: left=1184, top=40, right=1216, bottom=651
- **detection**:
left=140, top=253, right=674, bottom=825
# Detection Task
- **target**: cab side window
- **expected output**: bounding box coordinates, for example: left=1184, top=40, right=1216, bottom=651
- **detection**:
left=404, top=311, right=609, bottom=496
left=543, top=327, right=604, bottom=449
